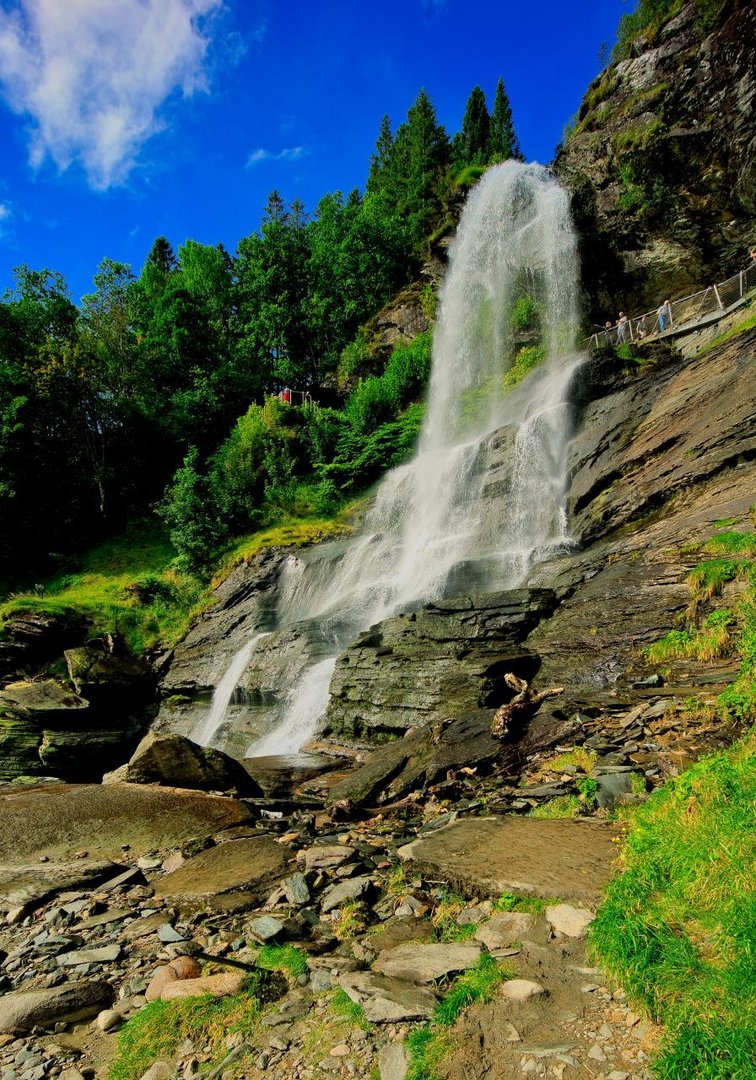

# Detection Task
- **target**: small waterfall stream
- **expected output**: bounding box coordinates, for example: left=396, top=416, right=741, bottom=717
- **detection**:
left=196, top=161, right=583, bottom=757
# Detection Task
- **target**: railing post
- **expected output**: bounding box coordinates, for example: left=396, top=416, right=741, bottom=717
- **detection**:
left=741, top=271, right=744, bottom=298
left=713, top=283, right=725, bottom=311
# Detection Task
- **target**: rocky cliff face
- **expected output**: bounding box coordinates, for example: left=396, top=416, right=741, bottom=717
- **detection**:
left=555, top=0, right=756, bottom=318
left=155, top=322, right=755, bottom=760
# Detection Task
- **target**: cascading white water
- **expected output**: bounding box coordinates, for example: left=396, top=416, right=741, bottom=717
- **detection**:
left=197, top=161, right=583, bottom=757
left=192, top=632, right=270, bottom=747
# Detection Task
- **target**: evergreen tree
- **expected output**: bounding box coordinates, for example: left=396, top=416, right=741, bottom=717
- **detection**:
left=453, top=85, right=491, bottom=166
left=390, top=89, right=450, bottom=248
left=488, top=77, right=522, bottom=162
left=145, top=236, right=178, bottom=274
left=366, top=114, right=394, bottom=195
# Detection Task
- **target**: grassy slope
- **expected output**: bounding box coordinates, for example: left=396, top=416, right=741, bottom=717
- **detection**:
left=0, top=511, right=354, bottom=656
left=590, top=732, right=756, bottom=1078
left=592, top=525, right=756, bottom=1077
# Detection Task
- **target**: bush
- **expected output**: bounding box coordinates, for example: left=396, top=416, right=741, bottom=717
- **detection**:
left=380, top=331, right=432, bottom=410
left=510, top=296, right=540, bottom=333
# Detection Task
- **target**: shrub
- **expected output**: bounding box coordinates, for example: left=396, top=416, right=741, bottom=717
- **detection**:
left=510, top=296, right=540, bottom=333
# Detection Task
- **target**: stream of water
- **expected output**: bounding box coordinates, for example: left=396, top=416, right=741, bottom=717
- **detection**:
left=196, top=161, right=583, bottom=756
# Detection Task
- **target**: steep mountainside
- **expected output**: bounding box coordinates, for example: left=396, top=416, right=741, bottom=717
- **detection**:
left=555, top=0, right=756, bottom=319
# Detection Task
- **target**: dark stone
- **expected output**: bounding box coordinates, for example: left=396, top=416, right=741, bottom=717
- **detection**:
left=119, top=733, right=262, bottom=796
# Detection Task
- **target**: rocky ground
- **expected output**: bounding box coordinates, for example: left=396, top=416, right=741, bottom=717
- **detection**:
left=1, top=669, right=740, bottom=1080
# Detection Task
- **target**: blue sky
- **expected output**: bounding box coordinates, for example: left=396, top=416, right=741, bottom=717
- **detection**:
left=0, top=0, right=628, bottom=301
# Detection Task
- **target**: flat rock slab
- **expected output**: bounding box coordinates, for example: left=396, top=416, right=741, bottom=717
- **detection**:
left=0, top=981, right=113, bottom=1034
left=338, top=971, right=437, bottom=1023
left=0, top=860, right=120, bottom=914
left=0, top=783, right=253, bottom=864
left=157, top=836, right=291, bottom=913
left=398, top=817, right=619, bottom=906
left=374, top=942, right=481, bottom=984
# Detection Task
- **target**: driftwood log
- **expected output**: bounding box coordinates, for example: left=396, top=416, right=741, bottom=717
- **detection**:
left=491, top=673, right=564, bottom=738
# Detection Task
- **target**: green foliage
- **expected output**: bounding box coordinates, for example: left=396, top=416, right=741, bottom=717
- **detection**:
left=255, top=945, right=309, bottom=979
left=530, top=794, right=583, bottom=819
left=590, top=732, right=756, bottom=1077
left=108, top=976, right=267, bottom=1080
left=510, top=296, right=540, bottom=333
left=406, top=956, right=508, bottom=1080
left=704, top=531, right=756, bottom=557
left=329, top=989, right=370, bottom=1028
left=493, top=893, right=551, bottom=916
left=502, top=345, right=546, bottom=391
left=488, top=77, right=522, bottom=162
left=452, top=86, right=491, bottom=167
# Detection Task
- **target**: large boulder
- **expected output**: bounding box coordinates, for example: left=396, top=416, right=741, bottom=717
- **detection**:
left=0, top=981, right=114, bottom=1034
left=116, top=732, right=262, bottom=795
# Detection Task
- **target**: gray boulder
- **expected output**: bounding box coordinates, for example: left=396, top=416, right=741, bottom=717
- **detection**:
left=116, top=732, right=262, bottom=795
left=0, top=981, right=114, bottom=1034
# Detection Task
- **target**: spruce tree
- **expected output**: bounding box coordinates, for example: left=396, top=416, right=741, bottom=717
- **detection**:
left=453, top=85, right=491, bottom=166
left=488, top=77, right=522, bottom=162
left=366, top=114, right=394, bottom=196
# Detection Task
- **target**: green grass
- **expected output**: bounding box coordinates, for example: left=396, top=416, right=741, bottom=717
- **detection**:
left=646, top=609, right=736, bottom=664
left=704, top=531, right=756, bottom=557
left=0, top=524, right=208, bottom=656
left=329, top=988, right=370, bottom=1029
left=590, top=732, right=756, bottom=1078
left=502, top=345, right=546, bottom=392
left=530, top=794, right=583, bottom=819
left=492, top=892, right=555, bottom=916
left=255, top=944, right=309, bottom=980
left=699, top=307, right=756, bottom=356
left=213, top=513, right=355, bottom=586
left=406, top=955, right=508, bottom=1080
left=108, top=976, right=269, bottom=1080
left=644, top=540, right=756, bottom=728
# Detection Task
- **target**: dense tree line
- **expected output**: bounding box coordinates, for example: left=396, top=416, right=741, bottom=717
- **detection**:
left=0, top=80, right=520, bottom=583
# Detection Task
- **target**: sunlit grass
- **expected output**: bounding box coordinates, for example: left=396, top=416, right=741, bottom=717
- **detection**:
left=590, top=732, right=756, bottom=1077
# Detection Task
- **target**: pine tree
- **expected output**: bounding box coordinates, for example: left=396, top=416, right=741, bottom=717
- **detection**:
left=390, top=89, right=450, bottom=247
left=453, top=86, right=491, bottom=166
left=145, top=236, right=177, bottom=274
left=366, top=115, right=394, bottom=195
left=488, top=77, right=522, bottom=162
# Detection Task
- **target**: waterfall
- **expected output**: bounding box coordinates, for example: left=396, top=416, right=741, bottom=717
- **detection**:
left=192, top=632, right=270, bottom=747
left=201, top=161, right=582, bottom=757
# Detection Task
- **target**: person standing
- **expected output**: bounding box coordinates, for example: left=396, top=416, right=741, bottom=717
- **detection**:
left=657, top=300, right=672, bottom=332
left=617, top=311, right=629, bottom=343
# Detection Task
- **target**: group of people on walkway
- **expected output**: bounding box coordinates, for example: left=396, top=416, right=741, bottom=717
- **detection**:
left=601, top=299, right=672, bottom=344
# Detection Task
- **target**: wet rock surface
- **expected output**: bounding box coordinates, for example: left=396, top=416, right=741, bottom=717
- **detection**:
left=325, top=590, right=556, bottom=738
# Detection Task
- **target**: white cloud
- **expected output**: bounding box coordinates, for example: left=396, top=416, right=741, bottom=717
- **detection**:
left=0, top=199, right=11, bottom=240
left=0, top=0, right=222, bottom=190
left=246, top=145, right=307, bottom=168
